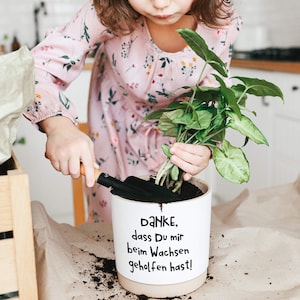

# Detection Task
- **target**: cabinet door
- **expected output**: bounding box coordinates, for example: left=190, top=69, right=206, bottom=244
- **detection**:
left=270, top=72, right=300, bottom=185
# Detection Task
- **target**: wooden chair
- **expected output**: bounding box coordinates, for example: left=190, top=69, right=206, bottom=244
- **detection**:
left=0, top=154, right=38, bottom=300
left=71, top=123, right=88, bottom=226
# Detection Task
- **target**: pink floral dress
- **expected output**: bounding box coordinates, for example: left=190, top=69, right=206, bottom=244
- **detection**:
left=25, top=0, right=241, bottom=222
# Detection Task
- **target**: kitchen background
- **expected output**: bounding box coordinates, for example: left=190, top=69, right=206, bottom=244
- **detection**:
left=1, top=0, right=300, bottom=224
left=0, top=0, right=300, bottom=52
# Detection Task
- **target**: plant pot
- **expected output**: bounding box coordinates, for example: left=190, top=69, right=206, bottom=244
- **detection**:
left=111, top=177, right=212, bottom=298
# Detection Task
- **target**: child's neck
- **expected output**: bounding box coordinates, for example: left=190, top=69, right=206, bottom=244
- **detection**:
left=146, top=15, right=197, bottom=53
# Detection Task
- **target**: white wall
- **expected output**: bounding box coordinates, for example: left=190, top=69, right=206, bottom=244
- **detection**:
left=235, top=0, right=300, bottom=48
left=0, top=0, right=299, bottom=52
left=0, top=0, right=84, bottom=52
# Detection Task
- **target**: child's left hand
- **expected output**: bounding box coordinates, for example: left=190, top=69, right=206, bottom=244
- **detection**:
left=169, top=142, right=211, bottom=181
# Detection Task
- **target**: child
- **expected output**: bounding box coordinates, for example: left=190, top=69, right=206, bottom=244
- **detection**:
left=25, top=0, right=241, bottom=222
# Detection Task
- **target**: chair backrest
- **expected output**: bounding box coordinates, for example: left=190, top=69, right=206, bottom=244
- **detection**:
left=72, top=123, right=88, bottom=226
left=0, top=154, right=38, bottom=300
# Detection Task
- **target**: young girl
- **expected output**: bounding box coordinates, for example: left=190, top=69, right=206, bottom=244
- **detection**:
left=25, top=0, right=241, bottom=222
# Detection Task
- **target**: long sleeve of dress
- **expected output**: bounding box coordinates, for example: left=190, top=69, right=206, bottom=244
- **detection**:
left=24, top=0, right=111, bottom=125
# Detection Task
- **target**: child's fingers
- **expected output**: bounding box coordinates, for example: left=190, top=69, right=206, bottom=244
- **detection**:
left=170, top=143, right=211, bottom=177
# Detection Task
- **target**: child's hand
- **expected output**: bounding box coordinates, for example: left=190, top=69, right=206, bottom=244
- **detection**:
left=169, top=142, right=211, bottom=181
left=40, top=116, right=96, bottom=187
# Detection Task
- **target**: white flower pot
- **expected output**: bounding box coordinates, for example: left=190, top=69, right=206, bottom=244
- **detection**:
left=111, top=178, right=212, bottom=298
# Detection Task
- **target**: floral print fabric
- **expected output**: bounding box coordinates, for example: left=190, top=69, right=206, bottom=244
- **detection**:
left=25, top=0, right=241, bottom=222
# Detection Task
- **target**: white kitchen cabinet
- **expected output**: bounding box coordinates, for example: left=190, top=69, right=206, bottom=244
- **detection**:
left=270, top=72, right=300, bottom=185
left=13, top=70, right=91, bottom=225
left=208, top=68, right=300, bottom=204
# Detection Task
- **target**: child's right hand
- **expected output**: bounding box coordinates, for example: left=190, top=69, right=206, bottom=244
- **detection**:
left=39, top=116, right=96, bottom=187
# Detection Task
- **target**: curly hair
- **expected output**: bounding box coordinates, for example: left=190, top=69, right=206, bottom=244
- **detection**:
left=93, top=0, right=234, bottom=35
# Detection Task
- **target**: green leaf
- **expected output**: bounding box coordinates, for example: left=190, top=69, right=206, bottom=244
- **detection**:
left=233, top=76, right=284, bottom=100
left=231, top=84, right=248, bottom=107
left=213, top=140, right=250, bottom=183
left=170, top=165, right=179, bottom=181
left=194, top=110, right=213, bottom=129
left=213, top=100, right=226, bottom=130
left=173, top=112, right=193, bottom=125
left=168, top=100, right=187, bottom=109
left=158, top=110, right=183, bottom=136
left=144, top=109, right=166, bottom=121
left=161, top=144, right=171, bottom=158
left=191, top=85, right=221, bottom=101
left=213, top=74, right=242, bottom=118
left=227, top=111, right=269, bottom=145
left=208, top=128, right=226, bottom=143
left=177, top=28, right=228, bottom=77
left=173, top=110, right=212, bottom=131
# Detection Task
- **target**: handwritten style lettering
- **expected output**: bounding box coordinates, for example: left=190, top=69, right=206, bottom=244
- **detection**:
left=140, top=216, right=178, bottom=228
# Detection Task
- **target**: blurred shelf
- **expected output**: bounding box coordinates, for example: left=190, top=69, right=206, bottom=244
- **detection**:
left=231, top=59, right=300, bottom=74
left=84, top=59, right=300, bottom=74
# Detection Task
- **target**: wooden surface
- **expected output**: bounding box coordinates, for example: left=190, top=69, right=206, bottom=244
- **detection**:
left=0, top=155, right=38, bottom=300
left=72, top=122, right=89, bottom=226
left=0, top=176, right=13, bottom=232
left=231, top=59, right=300, bottom=74
left=0, top=239, right=18, bottom=294
left=0, top=163, right=17, bottom=295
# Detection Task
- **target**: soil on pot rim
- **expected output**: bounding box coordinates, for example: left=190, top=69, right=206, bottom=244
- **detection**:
left=178, top=180, right=204, bottom=200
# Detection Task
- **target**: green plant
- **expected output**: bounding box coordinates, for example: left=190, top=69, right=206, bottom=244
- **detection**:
left=2, top=33, right=9, bottom=41
left=144, top=28, right=284, bottom=193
